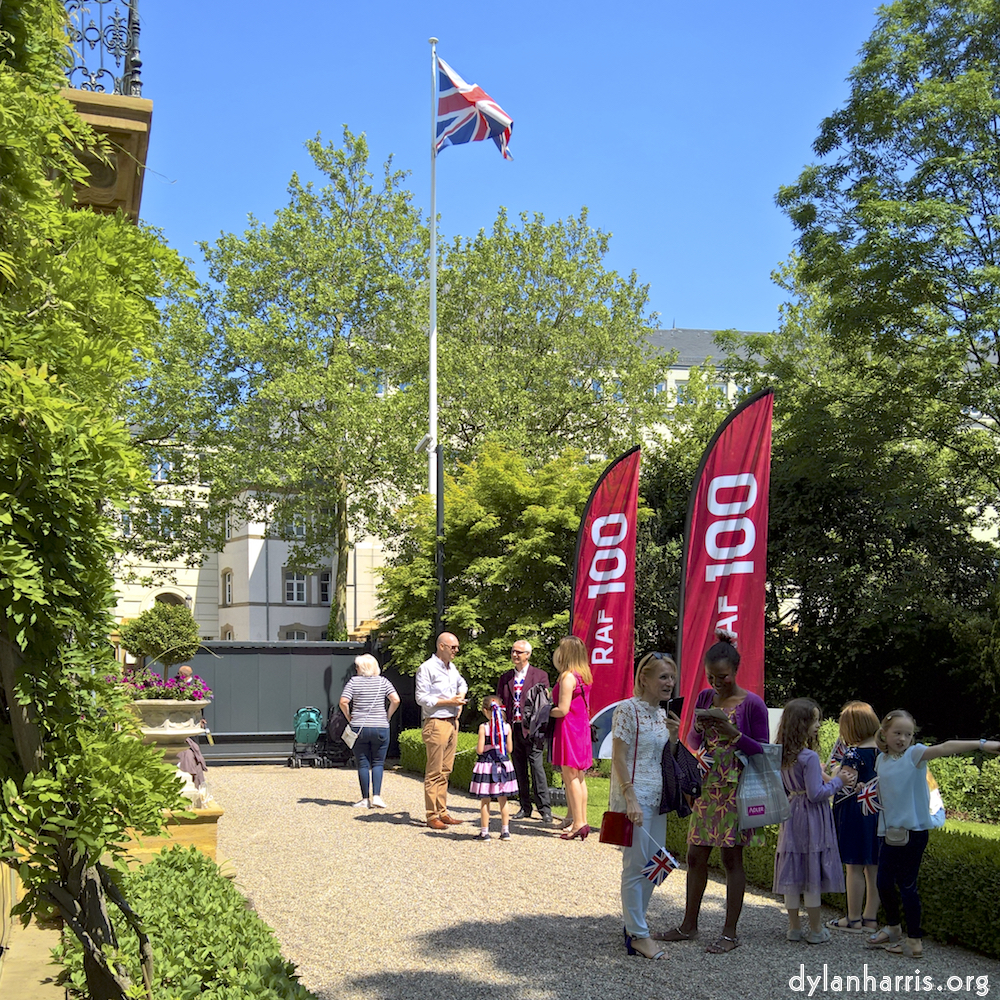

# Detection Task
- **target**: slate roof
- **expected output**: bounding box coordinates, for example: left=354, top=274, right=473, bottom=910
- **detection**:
left=645, top=327, right=759, bottom=368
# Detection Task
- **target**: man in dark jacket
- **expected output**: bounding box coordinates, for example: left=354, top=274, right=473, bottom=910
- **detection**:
left=496, top=640, right=553, bottom=822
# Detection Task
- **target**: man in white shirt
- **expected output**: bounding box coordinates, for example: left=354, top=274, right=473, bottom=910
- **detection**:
left=415, top=632, right=468, bottom=829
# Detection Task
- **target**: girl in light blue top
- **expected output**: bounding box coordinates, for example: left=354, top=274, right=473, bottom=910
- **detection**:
left=842, top=710, right=999, bottom=958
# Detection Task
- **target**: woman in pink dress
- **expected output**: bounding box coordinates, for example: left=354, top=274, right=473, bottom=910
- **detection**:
left=550, top=635, right=594, bottom=840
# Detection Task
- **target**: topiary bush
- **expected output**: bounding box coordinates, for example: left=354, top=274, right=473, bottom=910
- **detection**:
left=56, top=847, right=317, bottom=999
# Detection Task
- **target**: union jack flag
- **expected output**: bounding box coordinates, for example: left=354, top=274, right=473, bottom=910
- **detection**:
left=436, top=57, right=513, bottom=160
left=641, top=849, right=680, bottom=886
left=857, top=777, right=881, bottom=816
left=692, top=745, right=714, bottom=776
left=828, top=738, right=847, bottom=767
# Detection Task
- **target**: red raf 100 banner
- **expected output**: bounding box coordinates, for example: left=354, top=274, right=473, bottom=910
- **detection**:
left=571, top=446, right=641, bottom=716
left=676, top=389, right=774, bottom=744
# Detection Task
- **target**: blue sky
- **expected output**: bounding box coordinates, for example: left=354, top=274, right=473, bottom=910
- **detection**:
left=137, top=1, right=882, bottom=334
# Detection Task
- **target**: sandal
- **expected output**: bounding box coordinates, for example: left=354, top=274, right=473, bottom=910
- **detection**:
left=867, top=925, right=902, bottom=949
left=625, top=934, right=665, bottom=960
left=652, top=926, right=698, bottom=942
left=862, top=918, right=879, bottom=931
left=886, top=938, right=923, bottom=958
left=826, top=917, right=864, bottom=933
left=706, top=935, right=739, bottom=954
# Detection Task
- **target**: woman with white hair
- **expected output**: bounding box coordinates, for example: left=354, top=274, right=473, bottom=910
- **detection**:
left=339, top=654, right=400, bottom=808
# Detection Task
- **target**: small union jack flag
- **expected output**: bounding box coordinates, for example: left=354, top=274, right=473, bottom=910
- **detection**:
left=692, top=745, right=714, bottom=776
left=828, top=738, right=847, bottom=767
left=436, top=57, right=513, bottom=160
left=641, top=849, right=680, bottom=886
left=857, top=777, right=881, bottom=816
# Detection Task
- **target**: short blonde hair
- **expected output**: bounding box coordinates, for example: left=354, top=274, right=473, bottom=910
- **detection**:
left=354, top=654, right=380, bottom=677
left=553, top=636, right=593, bottom=685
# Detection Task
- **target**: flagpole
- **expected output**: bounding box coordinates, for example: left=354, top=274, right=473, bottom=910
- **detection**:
left=429, top=37, right=445, bottom=636
left=428, top=36, right=439, bottom=498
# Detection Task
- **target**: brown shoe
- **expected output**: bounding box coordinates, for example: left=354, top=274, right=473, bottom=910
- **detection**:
left=427, top=817, right=447, bottom=830
left=440, top=814, right=464, bottom=825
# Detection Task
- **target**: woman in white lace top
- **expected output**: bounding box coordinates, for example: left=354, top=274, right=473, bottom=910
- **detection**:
left=611, top=652, right=681, bottom=960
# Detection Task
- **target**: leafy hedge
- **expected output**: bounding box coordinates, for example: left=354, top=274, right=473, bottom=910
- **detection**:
left=56, top=847, right=316, bottom=999
left=818, top=718, right=1000, bottom=822
left=398, top=728, right=559, bottom=795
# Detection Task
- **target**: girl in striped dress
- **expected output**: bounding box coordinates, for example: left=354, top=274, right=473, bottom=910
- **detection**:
left=470, top=696, right=518, bottom=840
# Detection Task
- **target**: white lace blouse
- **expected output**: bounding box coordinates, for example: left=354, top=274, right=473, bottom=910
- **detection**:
left=609, top=697, right=670, bottom=813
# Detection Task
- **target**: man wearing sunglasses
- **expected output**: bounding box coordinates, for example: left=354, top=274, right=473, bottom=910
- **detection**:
left=415, top=632, right=469, bottom=829
left=497, top=640, right=554, bottom=823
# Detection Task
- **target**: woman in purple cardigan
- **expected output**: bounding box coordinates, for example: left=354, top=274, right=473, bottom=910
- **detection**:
left=655, top=630, right=769, bottom=954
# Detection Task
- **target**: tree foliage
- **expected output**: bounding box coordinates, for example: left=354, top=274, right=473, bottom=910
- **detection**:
left=778, top=0, right=1000, bottom=493
left=118, top=603, right=203, bottom=671
left=435, top=208, right=672, bottom=464
left=1, top=5, right=191, bottom=997
left=377, top=443, right=605, bottom=712
left=718, top=262, right=999, bottom=733
left=136, top=133, right=675, bottom=635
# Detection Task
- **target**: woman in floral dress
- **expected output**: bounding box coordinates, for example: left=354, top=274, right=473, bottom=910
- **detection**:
left=656, top=630, right=769, bottom=954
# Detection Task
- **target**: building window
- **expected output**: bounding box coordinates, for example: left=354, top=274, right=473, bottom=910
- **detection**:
left=223, top=571, right=233, bottom=606
left=320, top=630, right=328, bottom=640
left=286, top=630, right=307, bottom=641
left=224, top=515, right=232, bottom=540
left=283, top=521, right=307, bottom=539
left=673, top=380, right=689, bottom=405
left=285, top=572, right=306, bottom=604
left=320, top=571, right=331, bottom=605
left=223, top=629, right=233, bottom=640
left=150, top=454, right=172, bottom=483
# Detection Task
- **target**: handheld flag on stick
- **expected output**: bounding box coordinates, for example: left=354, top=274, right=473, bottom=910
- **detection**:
left=436, top=56, right=513, bottom=159
left=635, top=824, right=680, bottom=886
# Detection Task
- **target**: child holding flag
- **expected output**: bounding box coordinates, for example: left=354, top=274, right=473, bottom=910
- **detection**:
left=470, top=696, right=518, bottom=840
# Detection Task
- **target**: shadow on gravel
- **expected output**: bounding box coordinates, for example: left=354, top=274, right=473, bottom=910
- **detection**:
left=297, top=797, right=355, bottom=807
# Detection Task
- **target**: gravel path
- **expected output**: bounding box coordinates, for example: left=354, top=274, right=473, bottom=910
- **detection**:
left=209, top=764, right=997, bottom=1000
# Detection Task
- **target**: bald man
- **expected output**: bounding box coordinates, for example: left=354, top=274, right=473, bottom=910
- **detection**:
left=415, top=632, right=468, bottom=829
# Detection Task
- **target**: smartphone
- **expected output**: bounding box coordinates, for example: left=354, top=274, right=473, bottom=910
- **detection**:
left=667, top=696, right=684, bottom=716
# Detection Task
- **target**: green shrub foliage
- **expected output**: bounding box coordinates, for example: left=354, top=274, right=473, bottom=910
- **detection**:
left=57, top=847, right=317, bottom=1000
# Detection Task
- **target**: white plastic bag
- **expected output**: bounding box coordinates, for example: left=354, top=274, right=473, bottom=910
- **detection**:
left=736, top=743, right=791, bottom=829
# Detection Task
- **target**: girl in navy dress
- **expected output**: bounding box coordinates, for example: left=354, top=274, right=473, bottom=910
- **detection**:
left=470, top=696, right=518, bottom=840
left=827, top=701, right=881, bottom=933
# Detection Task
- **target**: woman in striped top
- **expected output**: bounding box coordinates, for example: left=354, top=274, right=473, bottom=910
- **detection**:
left=339, top=654, right=400, bottom=808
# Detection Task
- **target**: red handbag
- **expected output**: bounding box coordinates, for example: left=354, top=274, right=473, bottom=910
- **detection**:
left=599, top=703, right=639, bottom=847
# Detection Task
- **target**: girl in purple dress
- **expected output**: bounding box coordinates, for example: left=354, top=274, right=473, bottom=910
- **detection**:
left=773, top=698, right=847, bottom=944
left=549, top=635, right=593, bottom=840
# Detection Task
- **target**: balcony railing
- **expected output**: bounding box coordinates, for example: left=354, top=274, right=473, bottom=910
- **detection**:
left=64, top=0, right=142, bottom=96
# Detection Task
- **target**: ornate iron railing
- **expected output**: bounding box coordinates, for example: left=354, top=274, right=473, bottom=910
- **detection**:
left=64, top=1, right=142, bottom=96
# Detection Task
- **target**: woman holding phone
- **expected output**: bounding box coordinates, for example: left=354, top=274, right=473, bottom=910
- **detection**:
left=611, top=651, right=681, bottom=959
left=655, top=629, right=769, bottom=954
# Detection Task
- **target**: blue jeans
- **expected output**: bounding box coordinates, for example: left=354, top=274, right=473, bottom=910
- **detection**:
left=353, top=726, right=390, bottom=798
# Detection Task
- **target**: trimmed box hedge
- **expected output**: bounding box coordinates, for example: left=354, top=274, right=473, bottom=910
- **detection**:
left=662, top=804, right=1000, bottom=959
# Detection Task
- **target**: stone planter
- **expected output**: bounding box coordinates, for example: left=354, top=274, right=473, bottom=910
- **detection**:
left=131, top=699, right=210, bottom=763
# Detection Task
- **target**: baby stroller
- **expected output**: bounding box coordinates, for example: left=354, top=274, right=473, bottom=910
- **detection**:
left=286, top=706, right=330, bottom=768
left=320, top=706, right=356, bottom=767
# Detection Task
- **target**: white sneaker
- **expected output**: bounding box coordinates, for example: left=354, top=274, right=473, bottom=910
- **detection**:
left=370, top=795, right=387, bottom=808
left=353, top=798, right=369, bottom=808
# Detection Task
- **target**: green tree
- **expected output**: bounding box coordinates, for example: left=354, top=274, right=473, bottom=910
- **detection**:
left=778, top=0, right=1000, bottom=493
left=436, top=207, right=673, bottom=463
left=118, top=603, right=202, bottom=672
left=377, top=443, right=605, bottom=710
left=139, top=135, right=675, bottom=636
left=717, top=263, right=999, bottom=731
left=0, top=4, right=191, bottom=997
